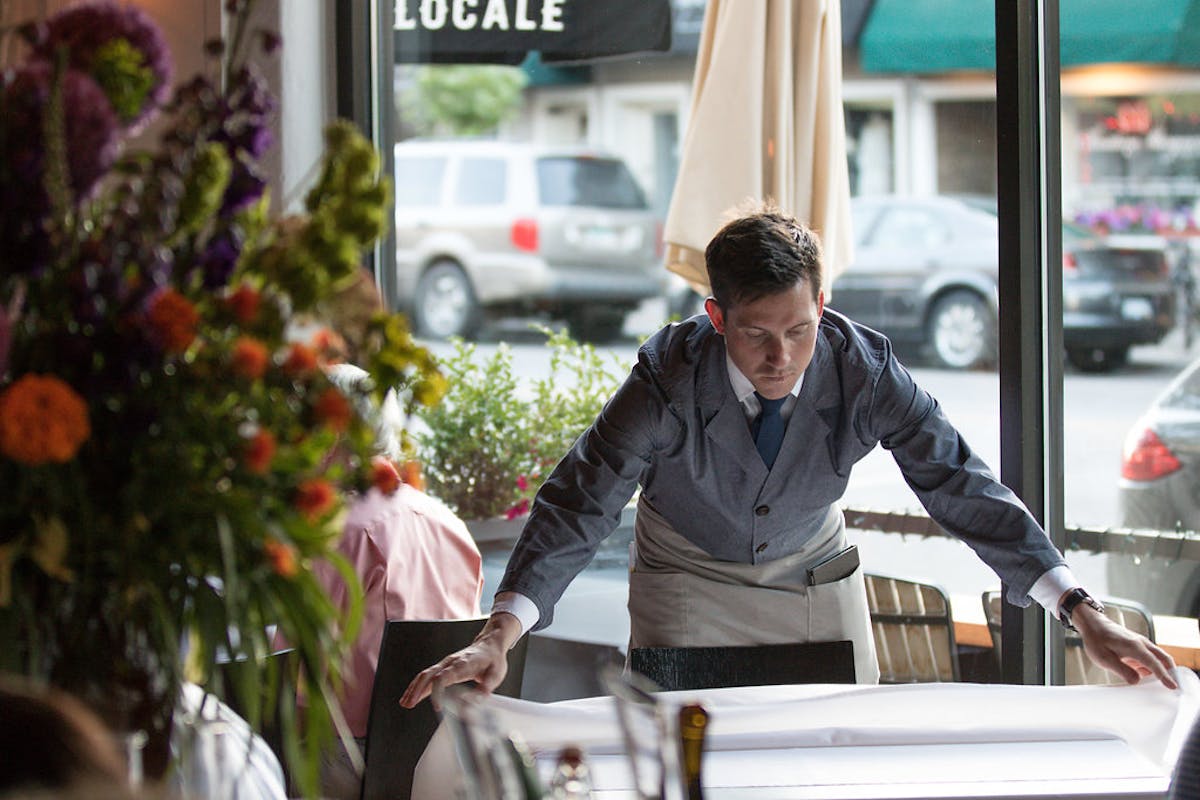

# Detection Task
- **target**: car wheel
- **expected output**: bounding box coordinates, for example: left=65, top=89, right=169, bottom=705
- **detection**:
left=413, top=260, right=480, bottom=340
left=565, top=307, right=627, bottom=343
left=926, top=290, right=995, bottom=370
left=1066, top=345, right=1129, bottom=373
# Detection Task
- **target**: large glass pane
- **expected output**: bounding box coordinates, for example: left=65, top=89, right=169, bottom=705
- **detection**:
left=1060, top=59, right=1200, bottom=632
left=371, top=1, right=1056, bottom=686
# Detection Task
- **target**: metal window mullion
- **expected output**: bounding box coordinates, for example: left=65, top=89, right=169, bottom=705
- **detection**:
left=995, top=0, right=1066, bottom=685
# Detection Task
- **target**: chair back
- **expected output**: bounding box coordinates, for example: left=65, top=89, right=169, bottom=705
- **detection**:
left=628, top=640, right=855, bottom=692
left=981, top=590, right=1155, bottom=685
left=865, top=573, right=960, bottom=682
left=360, top=619, right=528, bottom=800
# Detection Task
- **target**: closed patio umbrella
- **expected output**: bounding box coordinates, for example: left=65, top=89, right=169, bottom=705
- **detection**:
left=663, top=0, right=853, bottom=293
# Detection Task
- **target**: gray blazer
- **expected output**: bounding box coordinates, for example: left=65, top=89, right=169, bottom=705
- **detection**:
left=499, top=309, right=1066, bottom=630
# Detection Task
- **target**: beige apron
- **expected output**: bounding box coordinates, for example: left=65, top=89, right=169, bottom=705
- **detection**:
left=627, top=495, right=880, bottom=684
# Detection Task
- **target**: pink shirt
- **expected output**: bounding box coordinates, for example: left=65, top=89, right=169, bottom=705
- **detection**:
left=317, top=485, right=483, bottom=737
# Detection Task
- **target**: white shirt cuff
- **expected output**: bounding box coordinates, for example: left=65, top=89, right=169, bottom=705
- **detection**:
left=489, top=592, right=539, bottom=638
left=1029, top=565, right=1080, bottom=615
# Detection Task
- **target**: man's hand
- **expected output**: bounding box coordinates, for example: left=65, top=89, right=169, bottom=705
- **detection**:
left=1073, top=602, right=1178, bottom=689
left=400, top=612, right=523, bottom=710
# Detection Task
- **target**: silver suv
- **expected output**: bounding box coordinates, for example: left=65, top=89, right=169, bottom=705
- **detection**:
left=392, top=139, right=666, bottom=341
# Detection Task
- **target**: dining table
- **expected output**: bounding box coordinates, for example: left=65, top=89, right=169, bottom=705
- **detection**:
left=412, top=668, right=1200, bottom=800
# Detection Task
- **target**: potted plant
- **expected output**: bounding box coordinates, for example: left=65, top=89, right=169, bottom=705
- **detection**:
left=417, top=326, right=622, bottom=536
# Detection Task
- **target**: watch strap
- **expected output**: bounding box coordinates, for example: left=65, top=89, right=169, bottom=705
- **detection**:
left=1058, top=587, right=1104, bottom=631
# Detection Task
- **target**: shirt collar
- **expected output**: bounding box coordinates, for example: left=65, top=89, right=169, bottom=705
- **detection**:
left=724, top=352, right=805, bottom=404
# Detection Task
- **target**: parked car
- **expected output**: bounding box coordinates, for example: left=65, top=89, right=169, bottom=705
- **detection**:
left=831, top=195, right=1176, bottom=371
left=391, top=139, right=666, bottom=341
left=1106, top=356, right=1200, bottom=617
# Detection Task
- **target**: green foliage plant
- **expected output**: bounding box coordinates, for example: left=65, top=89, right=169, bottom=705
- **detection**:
left=419, top=326, right=622, bottom=521
left=399, top=64, right=528, bottom=137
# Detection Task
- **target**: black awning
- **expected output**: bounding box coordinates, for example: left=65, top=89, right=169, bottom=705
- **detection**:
left=394, top=0, right=672, bottom=65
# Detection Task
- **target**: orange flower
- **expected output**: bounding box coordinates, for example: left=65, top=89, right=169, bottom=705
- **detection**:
left=146, top=288, right=199, bottom=353
left=225, top=284, right=261, bottom=324
left=0, top=374, right=91, bottom=465
left=313, top=386, right=352, bottom=432
left=400, top=459, right=424, bottom=491
left=309, top=327, right=347, bottom=364
left=371, top=456, right=401, bottom=495
left=294, top=478, right=335, bottom=521
left=282, top=342, right=318, bottom=376
left=263, top=537, right=298, bottom=578
left=243, top=430, right=276, bottom=474
left=230, top=336, right=269, bottom=380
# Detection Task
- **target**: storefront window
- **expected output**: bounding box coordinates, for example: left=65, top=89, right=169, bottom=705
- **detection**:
left=341, top=1, right=1200, bottom=685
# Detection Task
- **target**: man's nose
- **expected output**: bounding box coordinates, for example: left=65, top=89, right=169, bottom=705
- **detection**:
left=765, top=338, right=789, bottom=364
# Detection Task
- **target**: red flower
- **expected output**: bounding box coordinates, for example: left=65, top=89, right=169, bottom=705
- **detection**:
left=309, top=328, right=347, bottom=364
left=231, top=336, right=269, bottom=379
left=371, top=456, right=401, bottom=495
left=146, top=288, right=199, bottom=353
left=504, top=498, right=530, bottom=521
left=516, top=474, right=529, bottom=491
left=293, top=478, right=335, bottom=521
left=0, top=374, right=91, bottom=464
left=226, top=284, right=261, bottom=324
left=282, top=342, right=318, bottom=376
left=263, top=537, right=298, bottom=578
left=313, top=386, right=352, bottom=432
left=242, top=430, right=276, bottom=474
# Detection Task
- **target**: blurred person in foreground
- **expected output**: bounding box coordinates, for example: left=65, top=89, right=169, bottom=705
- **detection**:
left=400, top=203, right=1177, bottom=706
left=312, top=277, right=484, bottom=799
left=0, top=674, right=133, bottom=798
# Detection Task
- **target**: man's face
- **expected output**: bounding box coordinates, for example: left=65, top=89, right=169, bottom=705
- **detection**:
left=705, top=282, right=825, bottom=400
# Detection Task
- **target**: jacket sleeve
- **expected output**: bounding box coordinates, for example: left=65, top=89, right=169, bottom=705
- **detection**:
left=497, top=357, right=675, bottom=630
left=863, top=351, right=1067, bottom=607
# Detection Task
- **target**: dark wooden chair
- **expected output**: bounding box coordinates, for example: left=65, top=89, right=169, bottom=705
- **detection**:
left=359, top=618, right=528, bottom=800
left=628, top=640, right=856, bottom=691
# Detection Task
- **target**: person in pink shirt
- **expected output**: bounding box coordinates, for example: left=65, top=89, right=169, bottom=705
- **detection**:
left=317, top=364, right=484, bottom=799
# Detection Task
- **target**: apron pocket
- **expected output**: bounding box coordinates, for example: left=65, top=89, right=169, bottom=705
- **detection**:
left=807, top=564, right=880, bottom=684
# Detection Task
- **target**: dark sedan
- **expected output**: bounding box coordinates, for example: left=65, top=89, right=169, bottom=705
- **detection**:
left=829, top=195, right=1175, bottom=371
left=1106, top=357, right=1200, bottom=616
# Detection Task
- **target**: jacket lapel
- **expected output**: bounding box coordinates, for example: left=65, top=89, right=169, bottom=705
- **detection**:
left=697, top=337, right=768, bottom=477
left=767, top=334, right=838, bottom=476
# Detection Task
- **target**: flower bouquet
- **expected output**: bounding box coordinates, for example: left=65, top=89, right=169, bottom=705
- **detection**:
left=0, top=0, right=444, bottom=792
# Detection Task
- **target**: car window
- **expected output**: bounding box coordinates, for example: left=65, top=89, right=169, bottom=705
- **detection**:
left=1160, top=361, right=1200, bottom=411
left=453, top=158, right=507, bottom=206
left=395, top=156, right=446, bottom=206
left=536, top=157, right=648, bottom=209
left=867, top=207, right=949, bottom=248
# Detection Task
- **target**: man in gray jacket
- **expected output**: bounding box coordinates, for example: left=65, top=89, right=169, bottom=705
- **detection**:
left=403, top=206, right=1176, bottom=703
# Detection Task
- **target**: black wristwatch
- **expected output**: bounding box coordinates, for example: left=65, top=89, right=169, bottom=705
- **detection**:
left=1058, top=588, right=1105, bottom=632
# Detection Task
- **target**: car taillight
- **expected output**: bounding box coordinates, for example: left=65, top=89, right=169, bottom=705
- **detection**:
left=511, top=218, right=538, bottom=253
left=1121, top=426, right=1182, bottom=481
left=1062, top=252, right=1078, bottom=275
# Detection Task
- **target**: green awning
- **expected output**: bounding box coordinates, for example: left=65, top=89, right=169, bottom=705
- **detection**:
left=860, top=0, right=1200, bottom=74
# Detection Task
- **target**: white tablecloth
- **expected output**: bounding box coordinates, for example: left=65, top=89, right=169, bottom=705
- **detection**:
left=413, top=669, right=1200, bottom=800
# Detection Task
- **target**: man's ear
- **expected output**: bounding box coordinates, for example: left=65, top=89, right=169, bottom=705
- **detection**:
left=817, top=289, right=826, bottom=317
left=704, top=297, right=725, bottom=334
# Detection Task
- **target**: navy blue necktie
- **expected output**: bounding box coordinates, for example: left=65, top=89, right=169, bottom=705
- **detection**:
left=752, top=392, right=787, bottom=469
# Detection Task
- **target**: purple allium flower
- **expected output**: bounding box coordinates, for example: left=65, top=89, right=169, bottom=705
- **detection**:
left=2, top=63, right=120, bottom=198
left=221, top=160, right=267, bottom=215
left=0, top=63, right=120, bottom=277
left=199, top=232, right=241, bottom=289
left=35, top=0, right=173, bottom=132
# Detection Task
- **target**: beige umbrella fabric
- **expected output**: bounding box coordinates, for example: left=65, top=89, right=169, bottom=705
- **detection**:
left=663, top=0, right=853, bottom=294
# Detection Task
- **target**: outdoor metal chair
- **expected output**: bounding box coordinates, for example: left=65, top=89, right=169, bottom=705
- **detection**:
left=981, top=590, right=1156, bottom=685
left=865, top=573, right=961, bottom=682
left=359, top=618, right=529, bottom=800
